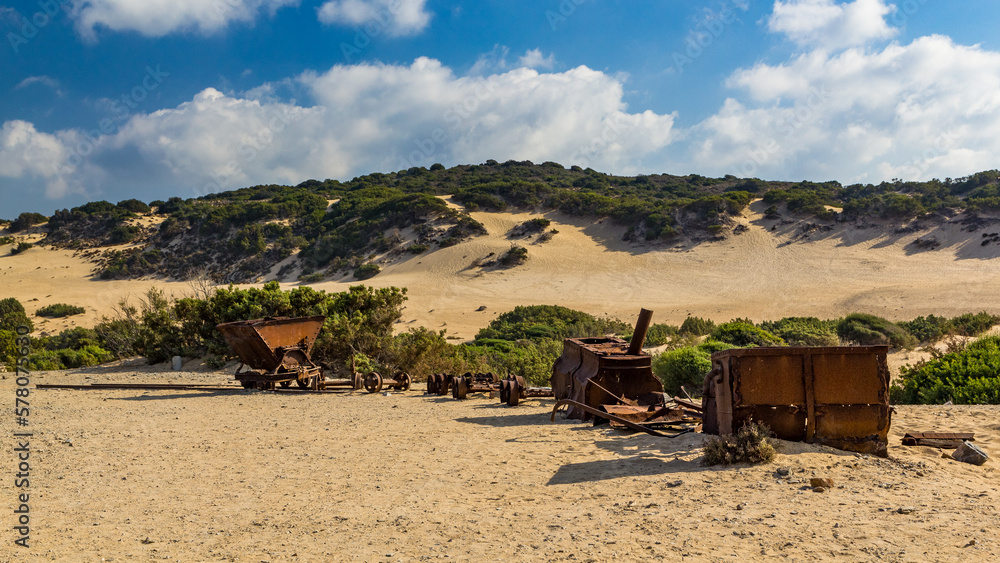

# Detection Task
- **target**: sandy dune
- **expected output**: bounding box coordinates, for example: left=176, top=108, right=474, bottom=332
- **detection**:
left=2, top=365, right=997, bottom=562
left=3, top=200, right=999, bottom=344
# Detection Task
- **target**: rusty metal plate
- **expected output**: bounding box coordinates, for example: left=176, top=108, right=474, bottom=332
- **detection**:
left=811, top=352, right=887, bottom=405
left=733, top=354, right=806, bottom=406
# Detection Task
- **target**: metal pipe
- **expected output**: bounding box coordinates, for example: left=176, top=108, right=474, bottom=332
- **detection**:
left=627, top=308, right=654, bottom=355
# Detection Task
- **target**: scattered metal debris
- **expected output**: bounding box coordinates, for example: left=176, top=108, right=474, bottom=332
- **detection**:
left=902, top=432, right=975, bottom=448
left=702, top=346, right=892, bottom=457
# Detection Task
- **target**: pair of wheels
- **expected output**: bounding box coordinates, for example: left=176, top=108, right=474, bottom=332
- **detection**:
left=499, top=377, right=522, bottom=407
left=363, top=372, right=411, bottom=394
left=452, top=376, right=470, bottom=400
left=426, top=373, right=451, bottom=396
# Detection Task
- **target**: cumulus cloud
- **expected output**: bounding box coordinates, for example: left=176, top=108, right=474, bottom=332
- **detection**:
left=70, top=0, right=297, bottom=40
left=317, top=0, right=430, bottom=36
left=768, top=0, right=897, bottom=50
left=0, top=58, right=676, bottom=204
left=518, top=49, right=556, bottom=70
left=684, top=35, right=1000, bottom=182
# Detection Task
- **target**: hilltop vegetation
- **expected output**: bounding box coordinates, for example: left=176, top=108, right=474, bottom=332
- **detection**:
left=6, top=162, right=1000, bottom=283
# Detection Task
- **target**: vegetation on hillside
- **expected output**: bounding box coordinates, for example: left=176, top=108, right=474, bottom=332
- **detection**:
left=12, top=163, right=1000, bottom=284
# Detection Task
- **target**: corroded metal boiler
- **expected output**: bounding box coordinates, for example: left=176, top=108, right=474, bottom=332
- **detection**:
left=551, top=309, right=664, bottom=421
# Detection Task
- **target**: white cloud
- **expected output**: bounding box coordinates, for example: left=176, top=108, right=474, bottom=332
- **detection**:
left=518, top=49, right=556, bottom=70
left=14, top=76, right=61, bottom=91
left=0, top=58, right=676, bottom=204
left=768, top=0, right=897, bottom=50
left=684, top=35, right=1000, bottom=182
left=70, top=0, right=297, bottom=40
left=317, top=0, right=430, bottom=36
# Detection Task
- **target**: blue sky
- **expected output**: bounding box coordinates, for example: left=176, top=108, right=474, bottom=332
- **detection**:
left=3, top=0, right=1000, bottom=216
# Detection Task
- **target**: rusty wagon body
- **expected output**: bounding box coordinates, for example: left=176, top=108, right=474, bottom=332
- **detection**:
left=702, top=346, right=892, bottom=456
left=216, top=315, right=326, bottom=390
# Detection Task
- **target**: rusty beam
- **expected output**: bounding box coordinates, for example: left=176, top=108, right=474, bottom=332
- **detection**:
left=551, top=399, right=694, bottom=438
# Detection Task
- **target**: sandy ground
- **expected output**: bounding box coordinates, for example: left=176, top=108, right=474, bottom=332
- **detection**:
left=1, top=363, right=997, bottom=562
left=3, top=200, right=999, bottom=343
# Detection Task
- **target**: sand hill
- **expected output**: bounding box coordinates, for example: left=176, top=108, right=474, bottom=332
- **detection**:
left=4, top=199, right=997, bottom=343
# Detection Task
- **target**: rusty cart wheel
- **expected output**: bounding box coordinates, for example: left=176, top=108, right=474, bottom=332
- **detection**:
left=456, top=376, right=469, bottom=400
left=437, top=374, right=450, bottom=396
left=499, top=379, right=509, bottom=404
left=427, top=374, right=437, bottom=394
left=297, top=376, right=315, bottom=390
left=353, top=372, right=364, bottom=390
left=240, top=380, right=257, bottom=390
left=507, top=378, right=520, bottom=407
left=451, top=376, right=460, bottom=399
left=396, top=372, right=411, bottom=391
left=364, top=372, right=384, bottom=394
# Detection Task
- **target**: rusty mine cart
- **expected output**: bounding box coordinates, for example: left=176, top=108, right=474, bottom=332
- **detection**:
left=217, top=315, right=327, bottom=390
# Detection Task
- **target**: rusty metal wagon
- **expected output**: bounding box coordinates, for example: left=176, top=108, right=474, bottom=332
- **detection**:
left=701, top=345, right=892, bottom=456
left=216, top=315, right=326, bottom=390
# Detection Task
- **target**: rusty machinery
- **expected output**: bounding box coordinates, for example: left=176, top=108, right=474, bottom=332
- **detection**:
left=499, top=375, right=554, bottom=407
left=702, top=346, right=892, bottom=456
left=363, top=371, right=412, bottom=394
left=452, top=372, right=500, bottom=400
left=217, top=316, right=327, bottom=390
left=551, top=308, right=664, bottom=421
left=426, top=372, right=457, bottom=396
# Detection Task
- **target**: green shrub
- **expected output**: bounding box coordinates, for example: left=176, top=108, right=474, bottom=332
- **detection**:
left=498, top=245, right=528, bottom=267
left=9, top=212, right=46, bottom=232
left=0, top=329, right=16, bottom=371
left=702, top=422, right=777, bottom=466
left=0, top=236, right=13, bottom=245
left=893, top=336, right=1000, bottom=404
left=653, top=347, right=712, bottom=396
left=475, top=305, right=629, bottom=342
left=759, top=317, right=839, bottom=346
left=407, top=243, right=429, bottom=254
left=698, top=340, right=737, bottom=354
left=0, top=297, right=33, bottom=333
left=35, top=303, right=86, bottom=318
left=298, top=271, right=326, bottom=283
left=836, top=313, right=916, bottom=349
left=679, top=316, right=715, bottom=336
left=638, top=323, right=680, bottom=347
left=899, top=315, right=950, bottom=343
left=354, top=263, right=380, bottom=280
left=10, top=241, right=32, bottom=255
left=947, top=312, right=1000, bottom=337
left=711, top=322, right=784, bottom=347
